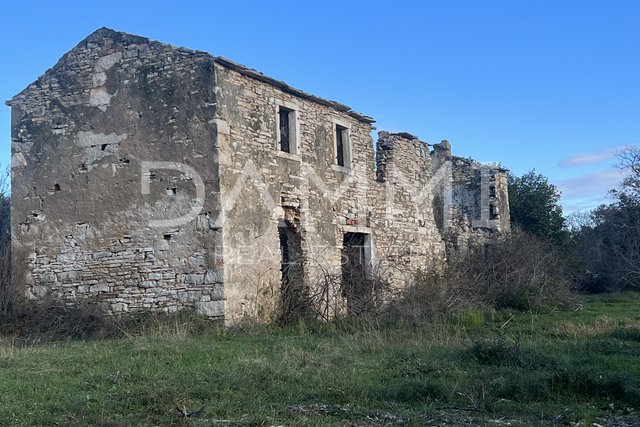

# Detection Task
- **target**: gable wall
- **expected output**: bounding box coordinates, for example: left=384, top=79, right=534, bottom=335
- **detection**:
left=10, top=30, right=224, bottom=316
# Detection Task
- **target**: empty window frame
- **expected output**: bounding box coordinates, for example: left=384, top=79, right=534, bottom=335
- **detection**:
left=277, top=106, right=298, bottom=154
left=335, top=124, right=351, bottom=167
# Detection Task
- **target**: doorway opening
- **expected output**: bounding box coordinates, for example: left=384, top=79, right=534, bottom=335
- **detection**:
left=341, top=232, right=373, bottom=315
left=278, top=219, right=307, bottom=324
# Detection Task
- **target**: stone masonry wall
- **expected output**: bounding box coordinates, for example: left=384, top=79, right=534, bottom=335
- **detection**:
left=431, top=141, right=511, bottom=252
left=213, top=61, right=378, bottom=321
left=375, top=132, right=445, bottom=283
left=9, top=29, right=225, bottom=316
left=9, top=28, right=510, bottom=323
left=214, top=68, right=448, bottom=320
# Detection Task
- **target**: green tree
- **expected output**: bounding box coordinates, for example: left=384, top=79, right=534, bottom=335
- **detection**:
left=508, top=171, right=566, bottom=243
left=575, top=146, right=640, bottom=291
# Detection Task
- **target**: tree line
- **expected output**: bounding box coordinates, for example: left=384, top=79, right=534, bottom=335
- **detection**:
left=508, top=146, right=640, bottom=292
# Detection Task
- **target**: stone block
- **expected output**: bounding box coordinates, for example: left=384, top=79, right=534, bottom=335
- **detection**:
left=40, top=272, right=56, bottom=284
left=110, top=303, right=128, bottom=313
left=185, top=273, right=204, bottom=285
left=140, top=280, right=155, bottom=288
left=195, top=300, right=225, bottom=317
left=57, top=271, right=80, bottom=282
left=204, top=269, right=223, bottom=284
left=30, top=286, right=49, bottom=299
left=178, top=290, right=200, bottom=303
left=212, top=283, right=225, bottom=300
left=94, top=251, right=112, bottom=260
left=90, top=283, right=109, bottom=293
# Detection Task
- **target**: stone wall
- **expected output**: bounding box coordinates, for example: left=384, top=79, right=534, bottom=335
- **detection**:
left=8, top=28, right=510, bottom=323
left=375, top=132, right=445, bottom=284
left=213, top=60, right=379, bottom=321
left=9, top=28, right=225, bottom=317
left=431, top=140, right=511, bottom=252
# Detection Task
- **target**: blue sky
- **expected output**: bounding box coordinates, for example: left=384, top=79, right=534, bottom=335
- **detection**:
left=1, top=0, right=638, bottom=213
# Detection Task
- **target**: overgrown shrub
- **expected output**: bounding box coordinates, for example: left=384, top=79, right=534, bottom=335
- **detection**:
left=7, top=299, right=106, bottom=341
left=2, top=298, right=218, bottom=344
left=0, top=245, right=17, bottom=321
left=277, top=257, right=398, bottom=326
left=469, top=231, right=576, bottom=310
left=390, top=231, right=578, bottom=323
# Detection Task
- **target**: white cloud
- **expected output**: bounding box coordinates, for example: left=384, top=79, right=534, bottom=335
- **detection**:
left=555, top=168, right=627, bottom=213
left=562, top=196, right=611, bottom=214
left=559, top=145, right=624, bottom=168
left=556, top=168, right=625, bottom=199
left=559, top=146, right=625, bottom=168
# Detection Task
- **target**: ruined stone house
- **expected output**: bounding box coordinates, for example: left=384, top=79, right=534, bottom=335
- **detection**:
left=7, top=28, right=510, bottom=322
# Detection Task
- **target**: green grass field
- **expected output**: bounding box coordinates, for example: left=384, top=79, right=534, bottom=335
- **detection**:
left=1, top=294, right=639, bottom=426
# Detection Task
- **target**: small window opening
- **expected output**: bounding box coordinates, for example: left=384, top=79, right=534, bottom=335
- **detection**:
left=490, top=204, right=499, bottom=219
left=489, top=185, right=496, bottom=198
left=278, top=106, right=292, bottom=153
left=101, top=144, right=108, bottom=151
left=163, top=233, right=172, bottom=241
left=53, top=183, right=61, bottom=192
left=335, top=124, right=349, bottom=167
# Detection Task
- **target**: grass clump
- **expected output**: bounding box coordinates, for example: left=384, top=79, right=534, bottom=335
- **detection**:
left=610, top=326, right=640, bottom=342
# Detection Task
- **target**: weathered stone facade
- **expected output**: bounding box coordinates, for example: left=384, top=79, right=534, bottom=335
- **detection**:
left=7, top=28, right=509, bottom=322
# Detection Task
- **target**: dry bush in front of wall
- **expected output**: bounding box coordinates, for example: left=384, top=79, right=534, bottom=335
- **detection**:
left=276, top=252, right=404, bottom=325
left=0, top=245, right=28, bottom=324
left=0, top=242, right=110, bottom=341
left=0, top=244, right=14, bottom=321
left=390, top=231, right=578, bottom=323
left=469, top=230, right=577, bottom=311
left=279, top=260, right=313, bottom=325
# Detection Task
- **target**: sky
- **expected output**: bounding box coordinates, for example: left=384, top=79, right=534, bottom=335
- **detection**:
left=1, top=0, right=638, bottom=213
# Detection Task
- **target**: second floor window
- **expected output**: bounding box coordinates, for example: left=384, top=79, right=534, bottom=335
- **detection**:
left=336, top=124, right=348, bottom=167
left=278, top=106, right=295, bottom=153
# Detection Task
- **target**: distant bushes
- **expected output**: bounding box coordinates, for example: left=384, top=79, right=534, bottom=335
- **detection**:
left=0, top=173, right=14, bottom=323
left=572, top=199, right=640, bottom=292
